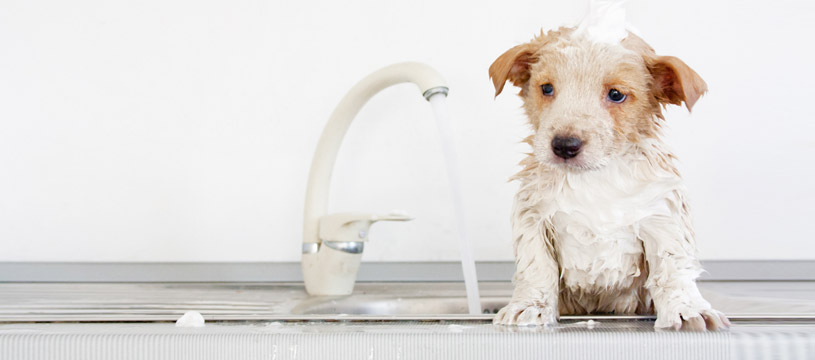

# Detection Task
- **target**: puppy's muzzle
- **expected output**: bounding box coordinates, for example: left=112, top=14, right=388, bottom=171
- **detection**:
left=551, top=136, right=583, bottom=159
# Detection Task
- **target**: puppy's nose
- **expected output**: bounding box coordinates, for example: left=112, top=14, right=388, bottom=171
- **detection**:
left=551, top=136, right=583, bottom=159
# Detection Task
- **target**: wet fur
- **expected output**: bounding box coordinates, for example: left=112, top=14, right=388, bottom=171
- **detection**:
left=490, top=28, right=729, bottom=331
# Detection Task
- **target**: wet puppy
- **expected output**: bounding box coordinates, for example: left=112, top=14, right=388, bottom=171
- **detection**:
left=489, top=26, right=729, bottom=330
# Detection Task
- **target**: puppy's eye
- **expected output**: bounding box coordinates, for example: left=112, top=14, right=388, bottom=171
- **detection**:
left=541, top=83, right=554, bottom=96
left=607, top=88, right=626, bottom=103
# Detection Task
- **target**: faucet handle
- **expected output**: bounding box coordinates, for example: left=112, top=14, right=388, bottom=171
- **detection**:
left=304, top=211, right=413, bottom=296
left=371, top=210, right=413, bottom=222
left=319, top=211, right=413, bottom=243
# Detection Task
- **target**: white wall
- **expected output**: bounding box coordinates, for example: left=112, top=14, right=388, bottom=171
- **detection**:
left=1, top=0, right=813, bottom=262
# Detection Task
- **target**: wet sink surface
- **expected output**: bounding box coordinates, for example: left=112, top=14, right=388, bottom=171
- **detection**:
left=1, top=281, right=815, bottom=322
left=3, top=281, right=815, bottom=360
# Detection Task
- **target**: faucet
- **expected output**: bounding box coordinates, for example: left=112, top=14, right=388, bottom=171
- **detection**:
left=301, top=62, right=449, bottom=296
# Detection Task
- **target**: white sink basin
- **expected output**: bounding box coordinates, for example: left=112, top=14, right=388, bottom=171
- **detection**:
left=2, top=281, right=815, bottom=321
left=2, top=282, right=815, bottom=359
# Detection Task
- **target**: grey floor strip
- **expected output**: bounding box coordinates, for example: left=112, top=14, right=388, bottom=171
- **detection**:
left=0, top=261, right=813, bottom=282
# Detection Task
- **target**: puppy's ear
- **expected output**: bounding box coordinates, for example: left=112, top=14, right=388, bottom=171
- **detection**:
left=648, top=56, right=708, bottom=111
left=489, top=43, right=539, bottom=97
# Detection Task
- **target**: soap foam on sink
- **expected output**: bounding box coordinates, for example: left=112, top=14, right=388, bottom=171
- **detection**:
left=568, top=319, right=598, bottom=329
left=175, top=311, right=205, bottom=327
left=447, top=324, right=470, bottom=333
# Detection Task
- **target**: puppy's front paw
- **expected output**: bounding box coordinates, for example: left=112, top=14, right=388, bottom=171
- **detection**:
left=493, top=301, right=557, bottom=327
left=655, top=307, right=730, bottom=331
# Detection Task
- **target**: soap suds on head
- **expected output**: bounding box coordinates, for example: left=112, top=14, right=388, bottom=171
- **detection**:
left=175, top=311, right=205, bottom=327
left=574, top=0, right=629, bottom=44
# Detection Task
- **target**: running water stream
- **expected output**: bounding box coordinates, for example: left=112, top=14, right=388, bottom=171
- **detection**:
left=427, top=93, right=482, bottom=315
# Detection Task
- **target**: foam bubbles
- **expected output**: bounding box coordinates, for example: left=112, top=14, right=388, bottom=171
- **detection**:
left=175, top=311, right=205, bottom=328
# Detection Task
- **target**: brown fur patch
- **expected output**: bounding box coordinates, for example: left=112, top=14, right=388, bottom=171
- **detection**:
left=491, top=28, right=706, bottom=176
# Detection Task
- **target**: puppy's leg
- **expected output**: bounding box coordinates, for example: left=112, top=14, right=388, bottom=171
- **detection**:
left=640, top=210, right=730, bottom=331
left=494, top=190, right=559, bottom=326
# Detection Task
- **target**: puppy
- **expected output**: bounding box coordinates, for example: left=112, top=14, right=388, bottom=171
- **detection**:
left=489, top=26, right=730, bottom=330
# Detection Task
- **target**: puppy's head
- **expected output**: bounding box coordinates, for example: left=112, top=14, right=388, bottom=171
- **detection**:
left=490, top=28, right=706, bottom=171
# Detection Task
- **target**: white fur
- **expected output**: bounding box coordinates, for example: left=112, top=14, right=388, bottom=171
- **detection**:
left=491, top=9, right=728, bottom=330
left=494, top=139, right=729, bottom=330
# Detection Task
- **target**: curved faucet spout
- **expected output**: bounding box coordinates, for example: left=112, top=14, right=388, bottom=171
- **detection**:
left=301, top=62, right=448, bottom=295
